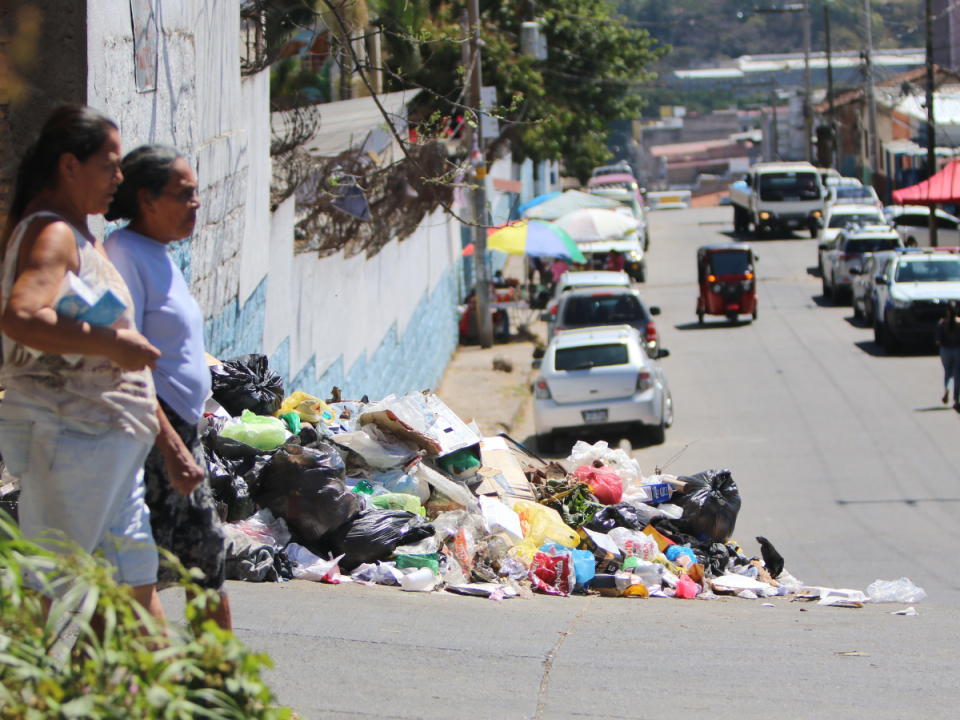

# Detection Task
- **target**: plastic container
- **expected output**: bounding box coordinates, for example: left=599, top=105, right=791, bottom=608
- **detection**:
left=400, top=567, right=436, bottom=592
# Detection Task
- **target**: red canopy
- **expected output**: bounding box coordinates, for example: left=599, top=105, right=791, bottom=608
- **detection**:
left=891, top=159, right=960, bottom=205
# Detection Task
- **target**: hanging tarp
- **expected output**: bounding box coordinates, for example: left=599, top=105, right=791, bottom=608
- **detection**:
left=891, top=159, right=960, bottom=205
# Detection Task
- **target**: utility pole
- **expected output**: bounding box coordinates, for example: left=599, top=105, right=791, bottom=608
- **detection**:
left=802, top=0, right=812, bottom=163
left=927, top=0, right=939, bottom=246
left=825, top=5, right=838, bottom=169
left=771, top=75, right=780, bottom=161
left=864, top=0, right=879, bottom=184
left=467, top=0, right=493, bottom=347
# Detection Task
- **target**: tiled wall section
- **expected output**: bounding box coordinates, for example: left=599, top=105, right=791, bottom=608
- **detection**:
left=204, top=262, right=460, bottom=403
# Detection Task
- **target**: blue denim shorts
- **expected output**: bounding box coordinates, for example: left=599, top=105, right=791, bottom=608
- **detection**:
left=0, top=391, right=157, bottom=588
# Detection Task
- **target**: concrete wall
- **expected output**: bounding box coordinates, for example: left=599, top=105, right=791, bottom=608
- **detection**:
left=82, top=0, right=460, bottom=401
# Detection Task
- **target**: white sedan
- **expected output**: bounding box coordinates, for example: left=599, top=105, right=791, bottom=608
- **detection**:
left=533, top=325, right=673, bottom=451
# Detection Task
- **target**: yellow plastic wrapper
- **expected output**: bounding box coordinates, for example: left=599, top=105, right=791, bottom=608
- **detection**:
left=512, top=500, right=580, bottom=564
left=280, top=391, right=335, bottom=424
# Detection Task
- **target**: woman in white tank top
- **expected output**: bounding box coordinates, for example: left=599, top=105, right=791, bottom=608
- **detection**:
left=0, top=106, right=165, bottom=624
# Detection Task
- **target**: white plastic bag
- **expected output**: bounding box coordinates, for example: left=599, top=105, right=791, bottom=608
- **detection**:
left=223, top=508, right=291, bottom=550
left=608, top=527, right=659, bottom=561
left=286, top=543, right=344, bottom=582
left=335, top=425, right=420, bottom=469
left=567, top=440, right=644, bottom=488
left=867, top=578, right=927, bottom=604
left=410, top=462, right=480, bottom=513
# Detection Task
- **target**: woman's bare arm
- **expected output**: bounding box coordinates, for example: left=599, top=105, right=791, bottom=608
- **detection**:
left=2, top=219, right=160, bottom=370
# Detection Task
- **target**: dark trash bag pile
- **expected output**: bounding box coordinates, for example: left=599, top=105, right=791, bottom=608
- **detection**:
left=203, top=354, right=850, bottom=604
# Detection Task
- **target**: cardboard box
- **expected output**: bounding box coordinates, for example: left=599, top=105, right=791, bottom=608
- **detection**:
left=475, top=435, right=537, bottom=501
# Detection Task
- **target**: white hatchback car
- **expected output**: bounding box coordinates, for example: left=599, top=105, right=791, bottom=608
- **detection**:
left=533, top=326, right=673, bottom=451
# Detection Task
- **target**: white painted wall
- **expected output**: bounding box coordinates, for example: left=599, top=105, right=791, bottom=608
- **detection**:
left=85, top=0, right=461, bottom=392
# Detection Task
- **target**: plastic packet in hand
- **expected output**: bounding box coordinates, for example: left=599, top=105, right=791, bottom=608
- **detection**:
left=29, top=271, right=128, bottom=363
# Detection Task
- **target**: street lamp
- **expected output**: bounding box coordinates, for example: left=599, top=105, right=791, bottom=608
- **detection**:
left=754, top=3, right=813, bottom=163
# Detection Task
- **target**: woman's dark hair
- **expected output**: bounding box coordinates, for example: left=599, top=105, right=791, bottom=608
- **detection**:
left=2, top=105, right=118, bottom=249
left=104, top=144, right=182, bottom=221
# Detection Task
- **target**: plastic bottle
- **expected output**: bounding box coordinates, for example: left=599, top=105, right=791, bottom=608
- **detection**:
left=400, top=567, right=436, bottom=592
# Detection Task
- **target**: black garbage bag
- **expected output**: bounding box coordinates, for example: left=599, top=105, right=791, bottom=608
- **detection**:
left=211, top=354, right=285, bottom=417
left=669, top=469, right=741, bottom=543
left=254, top=443, right=359, bottom=544
left=585, top=502, right=645, bottom=533
left=331, top=509, right=435, bottom=571
left=224, top=536, right=282, bottom=582
left=202, top=425, right=275, bottom=521
left=650, top=518, right=747, bottom=578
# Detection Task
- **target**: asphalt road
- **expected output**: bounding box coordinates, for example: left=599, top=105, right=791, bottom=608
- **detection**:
left=163, top=206, right=960, bottom=719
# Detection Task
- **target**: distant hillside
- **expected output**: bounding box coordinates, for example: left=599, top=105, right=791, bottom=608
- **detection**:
left=618, top=0, right=924, bottom=70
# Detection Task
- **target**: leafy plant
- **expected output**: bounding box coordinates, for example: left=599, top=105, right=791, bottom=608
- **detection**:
left=0, top=510, right=291, bottom=720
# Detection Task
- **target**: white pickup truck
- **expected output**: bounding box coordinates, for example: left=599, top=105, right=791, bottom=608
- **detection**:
left=729, top=161, right=825, bottom=237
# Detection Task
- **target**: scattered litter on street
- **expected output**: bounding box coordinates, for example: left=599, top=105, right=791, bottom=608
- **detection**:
left=891, top=607, right=919, bottom=616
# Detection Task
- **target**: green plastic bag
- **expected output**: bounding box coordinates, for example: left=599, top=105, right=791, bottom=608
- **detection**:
left=353, top=480, right=374, bottom=495
left=371, top=493, right=425, bottom=516
left=220, top=410, right=288, bottom=451
left=279, top=411, right=301, bottom=434
left=395, top=553, right=439, bottom=576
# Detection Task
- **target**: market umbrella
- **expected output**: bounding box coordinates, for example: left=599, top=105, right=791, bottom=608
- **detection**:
left=523, top=189, right=620, bottom=221
left=487, top=220, right=586, bottom=262
left=891, top=159, right=960, bottom=205
left=554, top=208, right=642, bottom=243
left=517, top=191, right=562, bottom=216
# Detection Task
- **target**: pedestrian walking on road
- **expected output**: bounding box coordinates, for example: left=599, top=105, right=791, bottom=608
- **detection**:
left=105, top=145, right=231, bottom=631
left=936, top=301, right=960, bottom=410
left=0, top=106, right=164, bottom=622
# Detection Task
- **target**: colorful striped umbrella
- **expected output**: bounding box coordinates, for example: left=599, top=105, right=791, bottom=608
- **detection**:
left=486, top=220, right=586, bottom=262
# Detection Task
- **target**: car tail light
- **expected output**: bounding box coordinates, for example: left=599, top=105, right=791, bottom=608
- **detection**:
left=550, top=305, right=558, bottom=317
left=645, top=321, right=658, bottom=344
left=591, top=292, right=614, bottom=297
left=535, top=378, right=552, bottom=399
left=637, top=371, right=653, bottom=391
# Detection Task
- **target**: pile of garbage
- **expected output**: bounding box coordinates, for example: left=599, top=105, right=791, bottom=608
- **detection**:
left=205, top=353, right=927, bottom=607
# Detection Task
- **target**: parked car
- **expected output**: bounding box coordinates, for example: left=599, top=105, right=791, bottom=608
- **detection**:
left=533, top=325, right=673, bottom=450
left=818, top=204, right=887, bottom=271
left=825, top=184, right=882, bottom=212
left=851, top=250, right=902, bottom=324
left=545, top=285, right=661, bottom=356
left=549, top=270, right=631, bottom=306
left=592, top=163, right=636, bottom=180
left=822, top=226, right=902, bottom=303
left=873, top=250, right=960, bottom=352
left=884, top=205, right=960, bottom=247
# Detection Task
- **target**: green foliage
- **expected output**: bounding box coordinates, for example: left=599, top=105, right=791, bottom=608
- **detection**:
left=0, top=511, right=290, bottom=720
left=271, top=57, right=331, bottom=106
left=377, top=0, right=666, bottom=182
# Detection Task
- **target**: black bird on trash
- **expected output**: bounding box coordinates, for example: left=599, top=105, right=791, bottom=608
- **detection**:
left=755, top=536, right=784, bottom=579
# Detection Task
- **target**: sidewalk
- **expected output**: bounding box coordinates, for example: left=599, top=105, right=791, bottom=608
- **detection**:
left=435, top=338, right=539, bottom=438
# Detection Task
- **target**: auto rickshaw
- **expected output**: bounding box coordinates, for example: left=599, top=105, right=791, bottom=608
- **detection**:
left=696, top=243, right=758, bottom=323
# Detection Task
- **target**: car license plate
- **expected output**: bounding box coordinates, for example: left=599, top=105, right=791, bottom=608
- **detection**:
left=787, top=219, right=799, bottom=226
left=582, top=409, right=609, bottom=424
left=661, top=195, right=679, bottom=204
